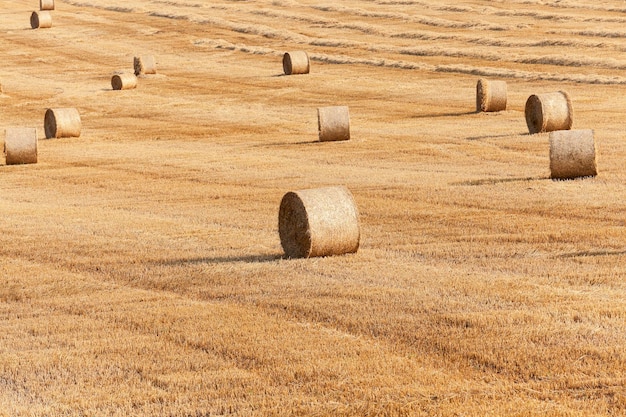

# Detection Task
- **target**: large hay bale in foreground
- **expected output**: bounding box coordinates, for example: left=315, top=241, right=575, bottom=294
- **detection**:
left=525, top=91, right=573, bottom=134
left=31, top=11, right=52, bottom=29
left=283, top=51, right=310, bottom=75
left=318, top=106, right=350, bottom=142
left=278, top=186, right=360, bottom=258
left=549, top=129, right=597, bottom=179
left=111, top=73, right=137, bottom=90
left=134, top=56, right=157, bottom=76
left=4, top=128, right=38, bottom=165
left=476, top=78, right=507, bottom=112
left=44, top=108, right=81, bottom=139
left=40, top=0, right=54, bottom=10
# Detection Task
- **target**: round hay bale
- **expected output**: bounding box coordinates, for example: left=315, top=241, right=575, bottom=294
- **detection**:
left=111, top=73, right=137, bottom=90
left=549, top=129, right=597, bottom=179
left=525, top=91, right=573, bottom=134
left=133, top=56, right=157, bottom=76
left=318, top=106, right=350, bottom=142
left=278, top=186, right=360, bottom=258
left=4, top=128, right=38, bottom=165
left=283, top=51, right=310, bottom=75
left=476, top=78, right=507, bottom=112
left=31, top=11, right=52, bottom=29
left=44, top=108, right=81, bottom=139
left=40, top=0, right=55, bottom=10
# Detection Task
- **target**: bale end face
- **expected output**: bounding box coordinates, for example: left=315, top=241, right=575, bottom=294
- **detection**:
left=278, top=186, right=360, bottom=258
left=549, top=129, right=597, bottom=180
left=4, top=128, right=38, bottom=165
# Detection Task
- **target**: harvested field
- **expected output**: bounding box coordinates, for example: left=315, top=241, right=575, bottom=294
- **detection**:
left=1, top=0, right=626, bottom=416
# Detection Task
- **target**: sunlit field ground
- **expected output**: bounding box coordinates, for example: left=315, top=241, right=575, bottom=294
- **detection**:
left=1, top=0, right=626, bottom=415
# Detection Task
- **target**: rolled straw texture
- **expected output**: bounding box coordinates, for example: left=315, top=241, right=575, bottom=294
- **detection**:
left=134, top=56, right=157, bottom=76
left=44, top=108, right=81, bottom=139
left=283, top=51, right=310, bottom=75
left=525, top=91, right=573, bottom=134
left=31, top=11, right=52, bottom=29
left=40, top=0, right=55, bottom=10
left=549, top=129, right=597, bottom=179
left=4, top=128, right=38, bottom=165
left=111, top=73, right=137, bottom=90
left=476, top=79, right=507, bottom=112
left=318, top=106, right=350, bottom=142
left=278, top=186, right=360, bottom=258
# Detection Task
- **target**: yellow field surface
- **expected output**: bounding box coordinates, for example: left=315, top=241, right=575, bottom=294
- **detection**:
left=1, top=0, right=626, bottom=415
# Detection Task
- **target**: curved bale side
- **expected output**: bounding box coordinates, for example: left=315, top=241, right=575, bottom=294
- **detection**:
left=525, top=91, right=573, bottom=134
left=111, top=73, right=138, bottom=90
left=4, top=128, right=38, bottom=165
left=283, top=51, right=310, bottom=75
left=317, top=106, right=350, bottom=142
left=44, top=108, right=81, bottom=139
left=31, top=11, right=52, bottom=29
left=134, top=56, right=157, bottom=76
left=40, top=0, right=55, bottom=10
left=278, top=186, right=360, bottom=258
left=549, top=129, right=597, bottom=180
left=476, top=78, right=507, bottom=112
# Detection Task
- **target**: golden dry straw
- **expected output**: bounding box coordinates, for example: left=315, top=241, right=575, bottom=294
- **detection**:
left=476, top=78, right=507, bottom=112
left=31, top=11, right=52, bottom=29
left=40, top=0, right=55, bottom=11
left=133, top=56, right=157, bottom=76
left=549, top=129, right=597, bottom=180
left=525, top=91, right=573, bottom=134
left=278, top=186, right=360, bottom=258
left=111, top=73, right=138, bottom=90
left=317, top=106, right=350, bottom=142
left=4, top=128, right=38, bottom=165
left=283, top=51, right=310, bottom=75
left=44, top=108, right=81, bottom=139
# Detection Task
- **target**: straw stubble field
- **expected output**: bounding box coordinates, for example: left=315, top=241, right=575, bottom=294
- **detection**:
left=1, top=0, right=626, bottom=415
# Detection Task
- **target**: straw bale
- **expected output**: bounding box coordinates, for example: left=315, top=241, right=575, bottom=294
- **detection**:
left=31, top=11, right=52, bottom=29
left=44, top=108, right=81, bottom=139
left=111, top=73, right=137, bottom=90
left=283, top=51, right=310, bottom=75
left=476, top=78, right=507, bottom=112
left=134, top=56, right=157, bottom=76
left=525, top=91, right=573, bottom=134
left=40, top=0, right=54, bottom=10
left=278, top=186, right=360, bottom=258
left=4, top=128, right=38, bottom=165
left=549, top=129, right=597, bottom=179
left=317, top=106, right=350, bottom=142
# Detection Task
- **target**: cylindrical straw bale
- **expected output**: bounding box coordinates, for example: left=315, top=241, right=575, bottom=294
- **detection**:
left=278, top=186, right=360, bottom=258
left=44, top=108, right=81, bottom=139
left=111, top=73, right=137, bottom=90
left=549, top=129, right=597, bottom=179
left=31, top=11, right=52, bottom=29
left=40, top=0, right=55, bottom=10
left=133, top=56, right=157, bottom=76
left=283, top=51, right=310, bottom=75
left=4, top=128, right=38, bottom=165
left=525, top=91, right=573, bottom=134
left=318, top=106, right=350, bottom=142
left=476, top=78, right=507, bottom=112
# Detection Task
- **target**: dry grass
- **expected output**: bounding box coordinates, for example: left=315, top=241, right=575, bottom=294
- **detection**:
left=1, top=0, right=626, bottom=415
